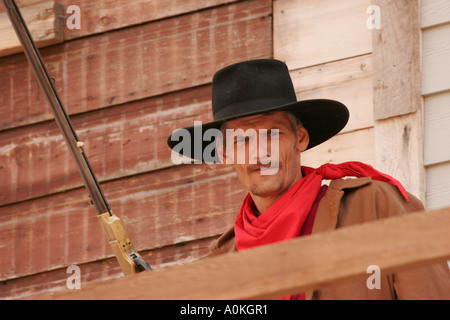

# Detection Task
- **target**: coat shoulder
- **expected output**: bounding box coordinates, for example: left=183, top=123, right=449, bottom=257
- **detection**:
left=335, top=178, right=425, bottom=224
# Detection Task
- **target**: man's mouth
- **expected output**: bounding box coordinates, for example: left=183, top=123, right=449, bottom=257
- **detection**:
left=250, top=163, right=280, bottom=175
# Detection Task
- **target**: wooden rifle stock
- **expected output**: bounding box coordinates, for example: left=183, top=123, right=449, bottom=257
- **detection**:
left=2, top=0, right=151, bottom=275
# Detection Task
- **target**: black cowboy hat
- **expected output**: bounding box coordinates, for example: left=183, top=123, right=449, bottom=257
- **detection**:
left=167, top=59, right=349, bottom=162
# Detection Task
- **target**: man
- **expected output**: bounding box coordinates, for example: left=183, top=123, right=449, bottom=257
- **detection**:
left=167, top=59, right=450, bottom=299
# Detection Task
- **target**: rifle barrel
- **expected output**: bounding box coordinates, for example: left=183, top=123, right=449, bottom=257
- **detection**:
left=3, top=0, right=152, bottom=274
left=2, top=0, right=111, bottom=216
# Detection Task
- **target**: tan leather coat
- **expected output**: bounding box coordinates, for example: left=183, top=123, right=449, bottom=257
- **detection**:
left=209, top=178, right=450, bottom=299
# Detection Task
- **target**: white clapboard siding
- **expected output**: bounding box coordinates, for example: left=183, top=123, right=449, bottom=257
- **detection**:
left=273, top=0, right=372, bottom=70
left=426, top=162, right=450, bottom=210
left=420, top=0, right=450, bottom=29
left=424, top=91, right=450, bottom=166
left=421, top=1, right=450, bottom=210
left=291, top=54, right=374, bottom=134
left=422, top=23, right=450, bottom=96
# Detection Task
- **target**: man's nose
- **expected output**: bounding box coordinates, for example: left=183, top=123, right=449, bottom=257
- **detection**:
left=248, top=134, right=271, bottom=164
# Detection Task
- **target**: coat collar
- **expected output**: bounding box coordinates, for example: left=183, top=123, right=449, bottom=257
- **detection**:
left=311, top=177, right=372, bottom=234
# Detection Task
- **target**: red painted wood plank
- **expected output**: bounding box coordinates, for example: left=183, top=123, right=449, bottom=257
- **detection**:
left=0, top=236, right=214, bottom=299
left=0, top=164, right=246, bottom=281
left=61, top=0, right=241, bottom=40
left=0, top=0, right=272, bottom=131
left=0, top=85, right=213, bottom=206
left=1, top=0, right=240, bottom=39
left=0, top=0, right=269, bottom=292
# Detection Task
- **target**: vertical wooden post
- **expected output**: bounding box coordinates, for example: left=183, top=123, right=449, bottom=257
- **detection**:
left=371, top=0, right=425, bottom=202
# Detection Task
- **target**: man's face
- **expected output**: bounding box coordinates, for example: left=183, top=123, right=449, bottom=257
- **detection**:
left=219, top=111, right=309, bottom=200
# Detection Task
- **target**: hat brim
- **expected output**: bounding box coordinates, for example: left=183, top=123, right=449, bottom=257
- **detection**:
left=167, top=99, right=349, bottom=163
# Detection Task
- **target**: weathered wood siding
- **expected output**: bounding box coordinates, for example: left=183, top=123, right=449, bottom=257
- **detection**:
left=3, top=0, right=446, bottom=300
left=371, top=0, right=424, bottom=202
left=274, top=0, right=427, bottom=203
left=274, top=0, right=375, bottom=168
left=0, top=0, right=272, bottom=299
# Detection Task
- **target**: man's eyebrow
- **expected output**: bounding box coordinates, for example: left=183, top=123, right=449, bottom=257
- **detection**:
left=268, top=123, right=289, bottom=130
left=231, top=126, right=286, bottom=133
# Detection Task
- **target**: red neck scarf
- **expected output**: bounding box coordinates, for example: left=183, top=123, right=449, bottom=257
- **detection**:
left=234, top=161, right=409, bottom=251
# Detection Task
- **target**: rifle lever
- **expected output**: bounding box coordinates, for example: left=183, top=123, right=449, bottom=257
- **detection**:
left=97, top=211, right=152, bottom=275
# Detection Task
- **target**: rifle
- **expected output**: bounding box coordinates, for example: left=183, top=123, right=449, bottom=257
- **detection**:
left=2, top=0, right=151, bottom=275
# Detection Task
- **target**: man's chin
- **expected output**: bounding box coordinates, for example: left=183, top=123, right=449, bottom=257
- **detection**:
left=248, top=175, right=286, bottom=197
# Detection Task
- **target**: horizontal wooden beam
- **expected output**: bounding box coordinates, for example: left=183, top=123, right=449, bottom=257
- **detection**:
left=0, top=1, right=64, bottom=58
left=35, top=207, right=450, bottom=300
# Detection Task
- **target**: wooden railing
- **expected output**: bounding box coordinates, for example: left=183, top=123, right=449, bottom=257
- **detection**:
left=34, top=207, right=450, bottom=300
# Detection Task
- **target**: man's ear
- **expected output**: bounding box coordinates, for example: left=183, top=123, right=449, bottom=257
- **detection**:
left=296, top=127, right=310, bottom=152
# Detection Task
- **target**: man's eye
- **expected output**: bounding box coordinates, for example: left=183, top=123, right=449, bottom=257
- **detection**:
left=235, top=136, right=247, bottom=144
left=269, top=129, right=280, bottom=136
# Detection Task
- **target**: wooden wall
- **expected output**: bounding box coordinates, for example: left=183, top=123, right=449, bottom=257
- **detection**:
left=274, top=0, right=375, bottom=168
left=0, top=0, right=272, bottom=299
left=274, top=0, right=427, bottom=203
left=1, top=0, right=447, bottom=300
left=421, top=0, right=450, bottom=210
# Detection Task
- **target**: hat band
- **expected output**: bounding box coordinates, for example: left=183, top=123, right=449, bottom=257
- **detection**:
left=213, top=97, right=294, bottom=121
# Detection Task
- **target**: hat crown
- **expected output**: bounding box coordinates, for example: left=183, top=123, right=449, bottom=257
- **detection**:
left=211, top=59, right=297, bottom=120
